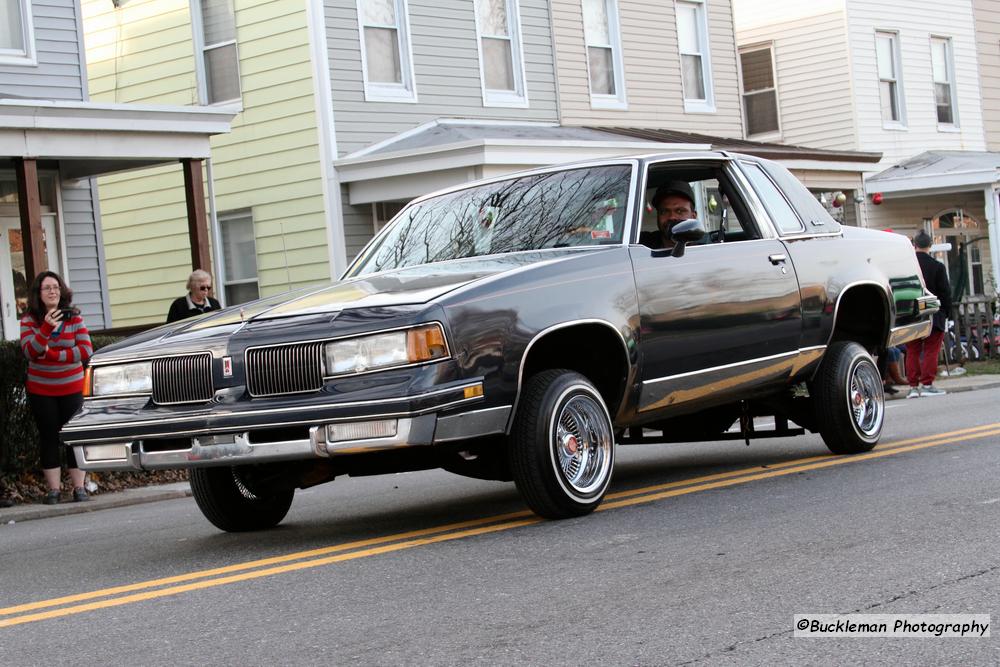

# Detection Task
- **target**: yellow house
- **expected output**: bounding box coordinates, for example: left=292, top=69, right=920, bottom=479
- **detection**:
left=82, top=0, right=339, bottom=326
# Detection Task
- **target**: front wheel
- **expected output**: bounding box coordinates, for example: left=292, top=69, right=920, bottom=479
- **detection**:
left=508, top=370, right=615, bottom=519
left=190, top=465, right=295, bottom=532
left=811, top=341, right=884, bottom=454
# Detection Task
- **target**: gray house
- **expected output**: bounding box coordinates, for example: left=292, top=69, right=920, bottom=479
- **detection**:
left=0, top=0, right=233, bottom=339
left=327, top=0, right=880, bottom=263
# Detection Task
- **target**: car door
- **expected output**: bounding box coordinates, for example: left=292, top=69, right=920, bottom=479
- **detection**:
left=630, top=161, right=803, bottom=418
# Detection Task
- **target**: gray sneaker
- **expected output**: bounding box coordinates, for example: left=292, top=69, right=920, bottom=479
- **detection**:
left=906, top=387, right=921, bottom=399
left=920, top=384, right=946, bottom=396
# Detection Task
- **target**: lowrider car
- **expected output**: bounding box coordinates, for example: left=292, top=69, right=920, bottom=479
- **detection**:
left=62, top=152, right=937, bottom=531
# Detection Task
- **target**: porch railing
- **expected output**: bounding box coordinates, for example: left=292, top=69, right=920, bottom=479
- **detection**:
left=942, top=296, right=999, bottom=363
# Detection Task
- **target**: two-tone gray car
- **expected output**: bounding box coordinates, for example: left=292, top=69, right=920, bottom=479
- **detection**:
left=63, top=152, right=937, bottom=531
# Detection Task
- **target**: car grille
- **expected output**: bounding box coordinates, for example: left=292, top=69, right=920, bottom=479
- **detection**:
left=152, top=354, right=214, bottom=405
left=246, top=342, right=325, bottom=397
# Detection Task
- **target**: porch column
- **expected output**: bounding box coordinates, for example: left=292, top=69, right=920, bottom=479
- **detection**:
left=13, top=158, right=47, bottom=279
left=182, top=158, right=212, bottom=274
left=985, top=186, right=1000, bottom=296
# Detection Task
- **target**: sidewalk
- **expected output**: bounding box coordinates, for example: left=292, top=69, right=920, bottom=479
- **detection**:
left=883, top=370, right=1000, bottom=400
left=3, top=374, right=999, bottom=525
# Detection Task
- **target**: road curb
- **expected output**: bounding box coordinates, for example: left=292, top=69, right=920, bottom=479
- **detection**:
left=0, top=483, right=192, bottom=526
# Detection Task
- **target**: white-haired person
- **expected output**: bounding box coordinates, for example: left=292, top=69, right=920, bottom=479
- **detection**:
left=166, top=269, right=221, bottom=323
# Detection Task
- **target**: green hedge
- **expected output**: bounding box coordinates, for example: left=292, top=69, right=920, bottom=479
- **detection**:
left=0, top=335, right=120, bottom=472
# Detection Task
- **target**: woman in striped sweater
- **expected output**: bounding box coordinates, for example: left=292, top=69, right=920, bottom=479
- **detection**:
left=20, top=271, right=93, bottom=504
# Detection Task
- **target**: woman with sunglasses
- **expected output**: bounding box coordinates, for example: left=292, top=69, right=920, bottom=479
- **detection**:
left=166, top=269, right=221, bottom=323
left=20, top=271, right=93, bottom=504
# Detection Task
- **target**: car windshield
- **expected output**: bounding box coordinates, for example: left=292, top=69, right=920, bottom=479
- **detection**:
left=350, top=164, right=634, bottom=275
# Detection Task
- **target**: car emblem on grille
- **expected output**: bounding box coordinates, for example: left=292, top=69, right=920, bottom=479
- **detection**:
left=222, top=356, right=233, bottom=377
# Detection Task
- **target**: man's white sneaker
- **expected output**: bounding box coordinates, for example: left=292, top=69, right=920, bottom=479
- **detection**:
left=920, top=384, right=946, bottom=396
left=906, top=387, right=921, bottom=399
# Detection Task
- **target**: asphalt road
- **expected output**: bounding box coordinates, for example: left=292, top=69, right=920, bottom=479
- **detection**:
left=2, top=388, right=999, bottom=665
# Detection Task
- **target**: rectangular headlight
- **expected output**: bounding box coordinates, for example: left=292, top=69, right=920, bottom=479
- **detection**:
left=323, top=324, right=448, bottom=376
left=91, top=361, right=153, bottom=397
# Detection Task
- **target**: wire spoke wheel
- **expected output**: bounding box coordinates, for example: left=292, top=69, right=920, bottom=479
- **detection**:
left=509, top=370, right=616, bottom=519
left=812, top=341, right=884, bottom=455
left=554, top=395, right=613, bottom=495
left=849, top=358, right=884, bottom=438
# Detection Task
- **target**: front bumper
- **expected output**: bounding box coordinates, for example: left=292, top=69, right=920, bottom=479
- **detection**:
left=65, top=381, right=513, bottom=471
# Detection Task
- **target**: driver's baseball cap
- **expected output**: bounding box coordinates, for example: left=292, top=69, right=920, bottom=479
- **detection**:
left=653, top=180, right=696, bottom=208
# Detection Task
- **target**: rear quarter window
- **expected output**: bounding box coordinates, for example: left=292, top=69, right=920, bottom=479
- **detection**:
left=759, top=161, right=841, bottom=235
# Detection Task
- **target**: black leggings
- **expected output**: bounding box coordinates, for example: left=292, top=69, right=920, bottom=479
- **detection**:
left=27, top=392, right=83, bottom=470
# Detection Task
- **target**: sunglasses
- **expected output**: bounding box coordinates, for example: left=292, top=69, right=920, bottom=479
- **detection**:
left=198, top=285, right=212, bottom=291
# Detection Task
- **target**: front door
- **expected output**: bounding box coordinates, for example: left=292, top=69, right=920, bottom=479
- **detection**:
left=0, top=216, right=59, bottom=340
left=630, top=163, right=802, bottom=420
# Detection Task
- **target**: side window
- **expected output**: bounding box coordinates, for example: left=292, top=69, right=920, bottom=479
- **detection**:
left=639, top=168, right=759, bottom=246
left=740, top=162, right=804, bottom=235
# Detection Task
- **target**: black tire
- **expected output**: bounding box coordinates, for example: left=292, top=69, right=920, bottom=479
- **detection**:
left=190, top=465, right=295, bottom=532
left=508, top=369, right=615, bottom=519
left=811, top=341, right=884, bottom=454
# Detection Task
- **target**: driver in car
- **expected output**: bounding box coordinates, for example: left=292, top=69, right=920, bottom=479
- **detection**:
left=640, top=180, right=697, bottom=250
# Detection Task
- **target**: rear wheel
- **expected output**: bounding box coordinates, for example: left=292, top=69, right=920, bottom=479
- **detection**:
left=508, top=370, right=615, bottom=519
left=811, top=341, right=884, bottom=454
left=190, top=465, right=295, bottom=532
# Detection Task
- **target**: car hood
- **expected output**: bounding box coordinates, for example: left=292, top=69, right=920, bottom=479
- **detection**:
left=99, top=250, right=597, bottom=355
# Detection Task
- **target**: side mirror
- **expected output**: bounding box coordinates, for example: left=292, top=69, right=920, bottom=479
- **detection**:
left=670, top=218, right=706, bottom=258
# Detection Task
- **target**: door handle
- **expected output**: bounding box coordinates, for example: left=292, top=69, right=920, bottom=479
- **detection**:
left=768, top=254, right=787, bottom=265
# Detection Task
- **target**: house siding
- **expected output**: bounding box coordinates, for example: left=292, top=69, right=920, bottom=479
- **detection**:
left=60, top=178, right=107, bottom=329
left=735, top=10, right=856, bottom=150
left=846, top=0, right=986, bottom=167
left=326, top=0, right=559, bottom=157
left=552, top=0, right=743, bottom=137
left=83, top=0, right=329, bottom=326
left=973, top=0, right=1000, bottom=151
left=0, top=0, right=86, bottom=100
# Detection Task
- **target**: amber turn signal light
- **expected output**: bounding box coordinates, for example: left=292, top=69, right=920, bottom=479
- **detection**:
left=406, top=324, right=449, bottom=362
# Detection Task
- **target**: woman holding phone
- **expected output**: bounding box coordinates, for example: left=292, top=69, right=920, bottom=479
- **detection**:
left=20, top=271, right=93, bottom=504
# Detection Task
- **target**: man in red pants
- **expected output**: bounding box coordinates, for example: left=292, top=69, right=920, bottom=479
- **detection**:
left=906, top=231, right=952, bottom=398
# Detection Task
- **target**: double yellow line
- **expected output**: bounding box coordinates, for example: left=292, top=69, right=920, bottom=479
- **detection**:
left=2, top=422, right=999, bottom=628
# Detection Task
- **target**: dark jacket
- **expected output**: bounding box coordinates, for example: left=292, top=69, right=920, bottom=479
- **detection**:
left=916, top=251, right=951, bottom=331
left=167, top=295, right=222, bottom=323
left=639, top=230, right=670, bottom=249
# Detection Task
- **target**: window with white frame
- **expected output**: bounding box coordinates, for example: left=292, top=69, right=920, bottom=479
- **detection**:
left=582, top=0, right=626, bottom=109
left=358, top=0, right=417, bottom=102
left=474, top=0, right=527, bottom=106
left=970, top=242, right=984, bottom=295
left=675, top=0, right=713, bottom=111
left=219, top=210, right=259, bottom=305
left=0, top=0, right=35, bottom=64
left=875, top=31, right=904, bottom=125
left=930, top=37, right=957, bottom=126
left=193, top=0, right=242, bottom=104
left=739, top=45, right=779, bottom=136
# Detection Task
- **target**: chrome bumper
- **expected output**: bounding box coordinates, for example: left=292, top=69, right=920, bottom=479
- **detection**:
left=72, top=405, right=512, bottom=472
left=887, top=318, right=933, bottom=347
